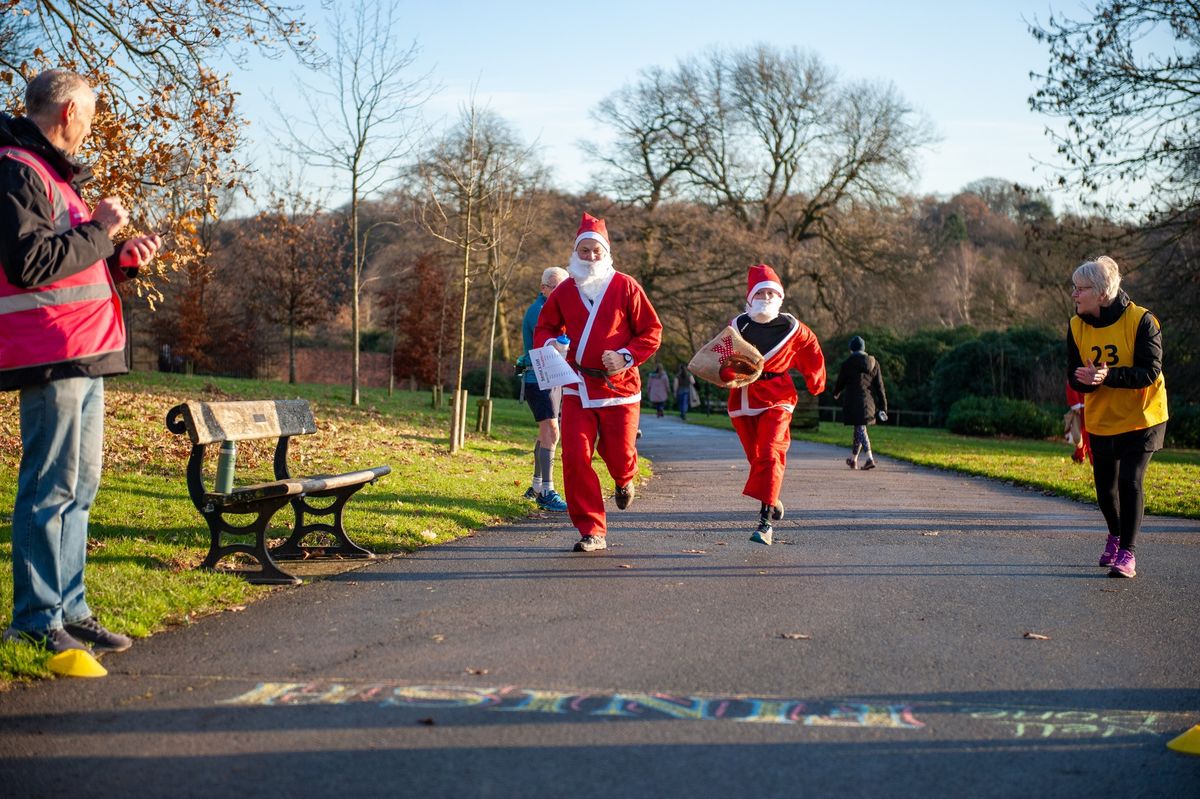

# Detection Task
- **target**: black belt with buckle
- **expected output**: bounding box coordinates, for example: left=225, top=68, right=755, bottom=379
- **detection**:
left=577, top=366, right=617, bottom=390
left=757, top=371, right=786, bottom=381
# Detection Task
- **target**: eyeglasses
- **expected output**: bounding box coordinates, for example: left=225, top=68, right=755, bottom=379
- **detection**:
left=1070, top=284, right=1094, bottom=294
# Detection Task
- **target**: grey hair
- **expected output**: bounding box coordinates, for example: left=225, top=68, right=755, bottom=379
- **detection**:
left=541, top=266, right=569, bottom=286
left=25, top=70, right=92, bottom=116
left=1073, top=255, right=1122, bottom=304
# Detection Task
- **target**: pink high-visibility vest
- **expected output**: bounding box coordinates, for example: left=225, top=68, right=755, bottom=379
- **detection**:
left=0, top=146, right=125, bottom=374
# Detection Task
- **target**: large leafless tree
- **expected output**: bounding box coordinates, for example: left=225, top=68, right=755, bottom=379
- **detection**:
left=585, top=43, right=936, bottom=338
left=416, top=101, right=542, bottom=446
left=278, top=0, right=431, bottom=405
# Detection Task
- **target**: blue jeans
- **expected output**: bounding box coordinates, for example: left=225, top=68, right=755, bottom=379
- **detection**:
left=10, top=377, right=104, bottom=633
left=677, top=390, right=691, bottom=419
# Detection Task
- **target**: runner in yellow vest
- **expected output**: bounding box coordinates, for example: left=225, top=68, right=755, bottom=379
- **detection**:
left=1067, top=256, right=1168, bottom=579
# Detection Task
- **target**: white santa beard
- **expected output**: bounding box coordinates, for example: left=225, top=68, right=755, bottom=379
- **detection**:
left=568, top=252, right=615, bottom=302
left=745, top=300, right=782, bottom=323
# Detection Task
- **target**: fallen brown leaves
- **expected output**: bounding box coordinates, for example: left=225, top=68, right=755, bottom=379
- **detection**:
left=778, top=633, right=812, bottom=640
left=1023, top=631, right=1051, bottom=640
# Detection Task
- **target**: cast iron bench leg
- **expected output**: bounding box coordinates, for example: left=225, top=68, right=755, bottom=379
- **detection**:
left=199, top=495, right=301, bottom=585
left=272, top=484, right=374, bottom=561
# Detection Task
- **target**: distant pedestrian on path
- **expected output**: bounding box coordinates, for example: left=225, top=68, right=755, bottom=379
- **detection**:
left=519, top=266, right=570, bottom=512
left=674, top=363, right=696, bottom=421
left=534, top=213, right=662, bottom=553
left=833, top=336, right=888, bottom=470
left=646, top=362, right=670, bottom=417
left=727, top=264, right=826, bottom=545
left=1068, top=255, right=1168, bottom=579
left=1, top=70, right=161, bottom=654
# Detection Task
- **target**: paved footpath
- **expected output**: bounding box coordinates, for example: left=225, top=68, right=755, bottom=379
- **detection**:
left=2, top=415, right=1199, bottom=798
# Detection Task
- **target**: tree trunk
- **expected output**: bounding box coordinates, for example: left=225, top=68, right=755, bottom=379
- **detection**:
left=497, top=300, right=512, bottom=361
left=451, top=237, right=471, bottom=454
left=482, top=257, right=500, bottom=401
left=288, top=316, right=297, bottom=384
left=350, top=180, right=361, bottom=406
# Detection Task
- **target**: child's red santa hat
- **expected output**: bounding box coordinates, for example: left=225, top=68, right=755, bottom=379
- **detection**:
left=746, top=263, right=784, bottom=303
left=575, top=212, right=610, bottom=251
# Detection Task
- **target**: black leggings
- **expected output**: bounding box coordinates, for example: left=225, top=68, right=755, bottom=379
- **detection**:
left=1091, top=447, right=1155, bottom=551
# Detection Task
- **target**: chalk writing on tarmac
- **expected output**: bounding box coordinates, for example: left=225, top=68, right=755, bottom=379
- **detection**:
left=221, top=683, right=1192, bottom=739
left=223, top=682, right=924, bottom=728
left=964, top=708, right=1167, bottom=739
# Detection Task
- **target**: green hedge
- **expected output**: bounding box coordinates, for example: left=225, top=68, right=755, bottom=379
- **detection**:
left=462, top=366, right=518, bottom=399
left=946, top=395, right=1058, bottom=439
left=1165, top=404, right=1200, bottom=449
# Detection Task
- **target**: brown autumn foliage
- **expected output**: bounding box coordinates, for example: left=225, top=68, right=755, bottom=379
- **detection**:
left=0, top=0, right=312, bottom=304
left=235, top=193, right=345, bottom=383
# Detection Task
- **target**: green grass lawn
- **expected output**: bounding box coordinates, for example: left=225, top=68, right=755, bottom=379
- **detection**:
left=0, top=372, right=645, bottom=684
left=686, top=412, right=1200, bottom=519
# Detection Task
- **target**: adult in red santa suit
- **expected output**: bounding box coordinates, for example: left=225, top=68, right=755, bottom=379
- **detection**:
left=534, top=213, right=662, bottom=552
left=728, top=264, right=826, bottom=545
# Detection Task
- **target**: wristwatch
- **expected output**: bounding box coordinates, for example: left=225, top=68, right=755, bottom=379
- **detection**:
left=622, top=352, right=634, bottom=367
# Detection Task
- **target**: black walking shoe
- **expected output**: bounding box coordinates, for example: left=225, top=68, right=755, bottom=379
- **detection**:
left=3, top=626, right=89, bottom=653
left=614, top=483, right=635, bottom=510
left=64, top=616, right=133, bottom=652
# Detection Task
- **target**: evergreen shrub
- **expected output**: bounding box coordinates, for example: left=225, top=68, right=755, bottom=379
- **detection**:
left=946, top=395, right=1058, bottom=439
left=1165, top=404, right=1200, bottom=449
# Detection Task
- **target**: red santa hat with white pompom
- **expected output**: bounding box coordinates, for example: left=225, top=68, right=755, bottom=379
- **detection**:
left=746, top=263, right=784, bottom=303
left=575, top=212, right=610, bottom=251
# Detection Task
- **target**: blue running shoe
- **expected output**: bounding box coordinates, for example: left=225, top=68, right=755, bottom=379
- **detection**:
left=537, top=490, right=569, bottom=513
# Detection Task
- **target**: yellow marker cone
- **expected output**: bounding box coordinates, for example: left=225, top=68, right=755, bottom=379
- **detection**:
left=46, top=649, right=107, bottom=678
left=1167, top=724, right=1200, bottom=756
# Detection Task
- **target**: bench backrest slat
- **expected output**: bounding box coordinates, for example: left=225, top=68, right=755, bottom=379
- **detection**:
left=177, top=400, right=316, bottom=444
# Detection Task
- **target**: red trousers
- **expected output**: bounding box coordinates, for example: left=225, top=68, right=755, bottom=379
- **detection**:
left=561, top=395, right=640, bottom=537
left=732, top=407, right=792, bottom=506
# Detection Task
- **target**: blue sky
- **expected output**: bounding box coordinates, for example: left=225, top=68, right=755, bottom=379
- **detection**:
left=230, top=0, right=1079, bottom=208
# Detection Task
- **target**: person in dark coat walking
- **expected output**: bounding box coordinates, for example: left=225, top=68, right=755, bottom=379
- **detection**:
left=832, top=336, right=888, bottom=470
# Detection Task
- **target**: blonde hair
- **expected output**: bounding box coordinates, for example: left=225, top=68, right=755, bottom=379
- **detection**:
left=1073, top=255, right=1121, bottom=304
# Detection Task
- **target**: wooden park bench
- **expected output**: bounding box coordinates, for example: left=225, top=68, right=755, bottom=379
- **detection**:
left=165, top=399, right=391, bottom=585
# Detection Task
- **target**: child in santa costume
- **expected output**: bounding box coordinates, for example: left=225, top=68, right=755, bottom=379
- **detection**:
left=534, top=213, right=663, bottom=552
left=1064, top=382, right=1093, bottom=464
left=728, top=264, right=826, bottom=545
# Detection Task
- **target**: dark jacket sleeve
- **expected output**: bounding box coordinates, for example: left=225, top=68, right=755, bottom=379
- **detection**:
left=832, top=359, right=847, bottom=399
left=1103, top=312, right=1163, bottom=389
left=871, top=361, right=888, bottom=413
left=0, top=160, right=115, bottom=288
left=1066, top=327, right=1096, bottom=394
left=105, top=249, right=138, bottom=282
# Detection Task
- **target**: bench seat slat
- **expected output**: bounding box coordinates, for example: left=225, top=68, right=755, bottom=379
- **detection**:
left=295, top=466, right=391, bottom=493
left=204, top=465, right=390, bottom=508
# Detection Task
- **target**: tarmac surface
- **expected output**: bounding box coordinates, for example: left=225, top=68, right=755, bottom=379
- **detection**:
left=2, top=413, right=1199, bottom=798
